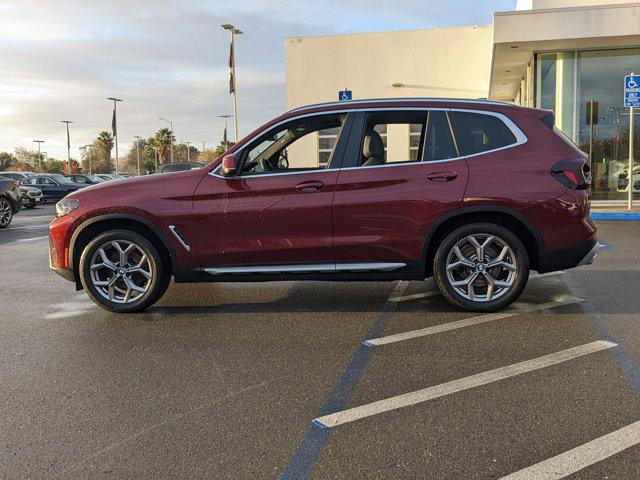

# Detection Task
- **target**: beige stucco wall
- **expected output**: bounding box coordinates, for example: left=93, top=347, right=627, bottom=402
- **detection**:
left=517, top=0, right=640, bottom=10
left=285, top=25, right=493, bottom=168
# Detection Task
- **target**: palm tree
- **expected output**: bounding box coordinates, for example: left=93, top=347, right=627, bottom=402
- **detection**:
left=95, top=131, right=114, bottom=163
left=153, top=128, right=174, bottom=164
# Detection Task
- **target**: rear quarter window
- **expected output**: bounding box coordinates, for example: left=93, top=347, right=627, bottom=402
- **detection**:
left=451, top=111, right=517, bottom=156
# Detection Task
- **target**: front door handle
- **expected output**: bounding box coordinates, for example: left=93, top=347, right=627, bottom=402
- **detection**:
left=295, top=181, right=325, bottom=192
left=427, top=172, right=458, bottom=182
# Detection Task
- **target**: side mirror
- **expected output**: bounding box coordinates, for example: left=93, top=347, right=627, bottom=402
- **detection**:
left=220, top=154, right=237, bottom=177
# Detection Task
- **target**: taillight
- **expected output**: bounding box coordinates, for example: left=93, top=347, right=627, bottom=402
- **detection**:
left=551, top=158, right=591, bottom=190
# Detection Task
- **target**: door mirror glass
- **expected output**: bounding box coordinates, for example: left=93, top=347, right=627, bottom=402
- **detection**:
left=220, top=154, right=237, bottom=177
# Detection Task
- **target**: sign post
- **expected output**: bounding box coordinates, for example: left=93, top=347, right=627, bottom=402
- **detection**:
left=624, top=74, right=640, bottom=209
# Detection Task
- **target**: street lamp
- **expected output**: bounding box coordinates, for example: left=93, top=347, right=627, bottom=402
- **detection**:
left=159, top=117, right=174, bottom=163
left=222, top=23, right=243, bottom=142
left=185, top=141, right=191, bottom=163
left=80, top=144, right=92, bottom=174
left=133, top=136, right=142, bottom=175
left=217, top=114, right=232, bottom=151
left=33, top=140, right=44, bottom=173
left=61, top=121, right=73, bottom=174
left=107, top=97, right=123, bottom=173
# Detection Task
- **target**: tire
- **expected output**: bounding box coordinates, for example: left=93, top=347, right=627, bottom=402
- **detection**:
left=433, top=223, right=529, bottom=312
left=79, top=229, right=170, bottom=313
left=0, top=198, right=13, bottom=228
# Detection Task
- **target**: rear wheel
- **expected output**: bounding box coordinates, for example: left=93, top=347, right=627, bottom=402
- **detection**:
left=433, top=223, right=529, bottom=312
left=0, top=198, right=13, bottom=228
left=79, top=230, right=170, bottom=313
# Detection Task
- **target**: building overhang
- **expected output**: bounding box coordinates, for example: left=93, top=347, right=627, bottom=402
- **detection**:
left=490, top=3, right=640, bottom=102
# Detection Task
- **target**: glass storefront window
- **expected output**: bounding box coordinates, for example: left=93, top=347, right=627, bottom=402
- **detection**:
left=535, top=48, right=640, bottom=200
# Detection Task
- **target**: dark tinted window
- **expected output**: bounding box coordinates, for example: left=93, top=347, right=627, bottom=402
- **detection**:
left=424, top=111, right=457, bottom=162
left=451, top=112, right=517, bottom=156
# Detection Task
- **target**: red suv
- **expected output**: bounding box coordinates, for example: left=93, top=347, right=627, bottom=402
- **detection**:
left=49, top=98, right=597, bottom=313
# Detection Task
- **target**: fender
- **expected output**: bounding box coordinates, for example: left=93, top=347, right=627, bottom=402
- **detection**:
left=68, top=213, right=179, bottom=274
left=418, top=205, right=545, bottom=274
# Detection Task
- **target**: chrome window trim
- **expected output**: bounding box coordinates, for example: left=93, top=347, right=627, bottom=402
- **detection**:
left=208, top=107, right=527, bottom=178
left=204, top=262, right=406, bottom=275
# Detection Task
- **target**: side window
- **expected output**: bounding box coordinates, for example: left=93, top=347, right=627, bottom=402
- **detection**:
left=359, top=111, right=426, bottom=166
left=451, top=111, right=517, bottom=156
left=424, top=111, right=458, bottom=162
left=241, top=114, right=346, bottom=176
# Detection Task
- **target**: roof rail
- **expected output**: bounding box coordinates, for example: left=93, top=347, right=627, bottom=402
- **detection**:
left=286, top=97, right=513, bottom=113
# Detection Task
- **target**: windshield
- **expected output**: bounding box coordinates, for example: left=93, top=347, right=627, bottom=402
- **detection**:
left=86, top=174, right=105, bottom=182
left=49, top=174, right=76, bottom=184
left=110, top=174, right=125, bottom=180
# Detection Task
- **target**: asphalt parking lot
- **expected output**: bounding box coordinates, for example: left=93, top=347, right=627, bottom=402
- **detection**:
left=2, top=204, right=640, bottom=479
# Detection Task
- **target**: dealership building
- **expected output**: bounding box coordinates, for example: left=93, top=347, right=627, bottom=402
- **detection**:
left=285, top=0, right=640, bottom=201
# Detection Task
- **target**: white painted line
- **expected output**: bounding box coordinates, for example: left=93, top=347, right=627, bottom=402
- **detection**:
left=500, top=420, right=640, bottom=480
left=3, top=225, right=49, bottom=231
left=365, top=297, right=582, bottom=347
left=530, top=271, right=564, bottom=279
left=314, top=340, right=616, bottom=429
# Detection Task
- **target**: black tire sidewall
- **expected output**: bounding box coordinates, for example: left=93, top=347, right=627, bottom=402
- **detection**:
left=433, top=223, right=529, bottom=312
left=79, top=230, right=165, bottom=313
left=0, top=198, right=12, bottom=228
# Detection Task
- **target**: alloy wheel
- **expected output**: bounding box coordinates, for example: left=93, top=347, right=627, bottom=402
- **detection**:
left=445, top=234, right=517, bottom=302
left=89, top=240, right=153, bottom=304
left=0, top=199, right=12, bottom=227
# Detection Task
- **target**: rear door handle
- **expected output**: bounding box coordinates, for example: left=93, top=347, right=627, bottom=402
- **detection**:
left=295, top=180, right=325, bottom=192
left=427, top=171, right=458, bottom=182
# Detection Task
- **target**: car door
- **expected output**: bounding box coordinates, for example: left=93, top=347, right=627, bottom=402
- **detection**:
left=192, top=112, right=353, bottom=272
left=332, top=109, right=469, bottom=273
left=32, top=177, right=58, bottom=200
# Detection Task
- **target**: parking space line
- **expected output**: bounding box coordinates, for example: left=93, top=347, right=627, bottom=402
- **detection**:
left=12, top=235, right=49, bottom=243
left=364, top=297, right=582, bottom=347
left=500, top=420, right=640, bottom=480
left=279, top=281, right=409, bottom=479
left=313, top=340, right=616, bottom=429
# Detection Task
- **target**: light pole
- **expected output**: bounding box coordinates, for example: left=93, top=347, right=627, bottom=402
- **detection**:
left=133, top=136, right=142, bottom=175
left=61, top=120, right=73, bottom=174
left=107, top=97, right=123, bottom=174
left=222, top=24, right=242, bottom=142
left=185, top=141, right=191, bottom=163
left=217, top=114, right=232, bottom=151
left=33, top=140, right=44, bottom=173
left=159, top=117, right=174, bottom=163
left=80, top=144, right=92, bottom=174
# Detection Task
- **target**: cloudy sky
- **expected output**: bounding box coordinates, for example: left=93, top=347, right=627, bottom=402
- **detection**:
left=0, top=0, right=514, bottom=159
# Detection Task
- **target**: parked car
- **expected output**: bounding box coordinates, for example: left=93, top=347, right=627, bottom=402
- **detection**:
left=95, top=173, right=126, bottom=182
left=119, top=173, right=135, bottom=178
left=158, top=162, right=203, bottom=173
left=0, top=176, right=22, bottom=228
left=49, top=98, right=597, bottom=313
left=19, top=184, right=43, bottom=208
left=23, top=173, right=85, bottom=201
left=65, top=174, right=106, bottom=185
left=0, top=171, right=38, bottom=183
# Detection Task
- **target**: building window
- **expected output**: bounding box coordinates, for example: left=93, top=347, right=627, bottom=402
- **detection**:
left=535, top=48, right=640, bottom=200
left=318, top=127, right=340, bottom=166
left=409, top=123, right=421, bottom=160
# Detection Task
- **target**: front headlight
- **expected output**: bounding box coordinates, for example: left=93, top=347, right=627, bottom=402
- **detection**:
left=55, top=198, right=79, bottom=218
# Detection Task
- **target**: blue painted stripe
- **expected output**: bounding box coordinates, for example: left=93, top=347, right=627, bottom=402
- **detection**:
left=279, top=282, right=408, bottom=479
left=564, top=273, right=640, bottom=396
left=590, top=213, right=640, bottom=220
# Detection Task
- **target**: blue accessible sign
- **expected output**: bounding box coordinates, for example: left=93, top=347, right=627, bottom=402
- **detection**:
left=338, top=89, right=352, bottom=101
left=624, top=75, right=640, bottom=107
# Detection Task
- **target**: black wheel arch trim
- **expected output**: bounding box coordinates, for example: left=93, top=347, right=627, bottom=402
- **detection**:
left=68, top=213, right=179, bottom=276
left=419, top=205, right=545, bottom=274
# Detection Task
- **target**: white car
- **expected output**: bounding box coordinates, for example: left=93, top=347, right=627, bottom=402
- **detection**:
left=96, top=173, right=127, bottom=182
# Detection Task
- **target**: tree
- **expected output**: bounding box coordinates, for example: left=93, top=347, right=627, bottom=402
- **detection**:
left=213, top=140, right=235, bottom=157
left=153, top=128, right=175, bottom=164
left=173, top=143, right=200, bottom=163
left=197, top=151, right=218, bottom=164
left=90, top=132, right=115, bottom=173
left=125, top=138, right=153, bottom=173
left=0, top=152, right=13, bottom=170
left=13, top=147, right=41, bottom=171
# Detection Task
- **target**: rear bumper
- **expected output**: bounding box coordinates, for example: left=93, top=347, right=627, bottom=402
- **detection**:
left=538, top=236, right=598, bottom=273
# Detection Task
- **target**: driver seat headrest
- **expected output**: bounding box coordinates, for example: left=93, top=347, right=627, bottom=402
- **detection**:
left=362, top=129, right=385, bottom=166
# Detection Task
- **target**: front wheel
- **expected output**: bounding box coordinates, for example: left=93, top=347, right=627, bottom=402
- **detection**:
left=79, top=230, right=170, bottom=313
left=433, top=223, right=529, bottom=312
left=0, top=198, right=13, bottom=228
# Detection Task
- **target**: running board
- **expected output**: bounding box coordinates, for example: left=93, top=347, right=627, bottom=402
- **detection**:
left=204, top=262, right=406, bottom=276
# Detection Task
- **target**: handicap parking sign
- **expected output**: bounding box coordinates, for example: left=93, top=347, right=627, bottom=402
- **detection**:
left=339, top=89, right=352, bottom=101
left=624, top=75, right=640, bottom=107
